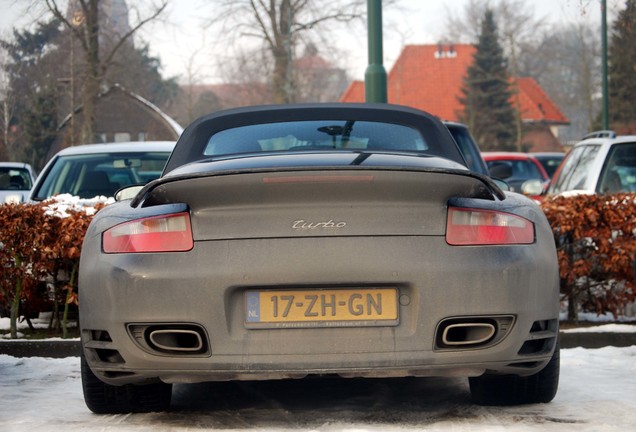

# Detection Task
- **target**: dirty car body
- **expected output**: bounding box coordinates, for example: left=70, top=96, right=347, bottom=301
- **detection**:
left=79, top=103, right=560, bottom=413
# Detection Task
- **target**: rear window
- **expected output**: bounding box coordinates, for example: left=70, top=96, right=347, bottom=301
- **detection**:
left=486, top=159, right=543, bottom=181
left=204, top=121, right=430, bottom=156
left=32, top=152, right=171, bottom=200
left=0, top=167, right=32, bottom=191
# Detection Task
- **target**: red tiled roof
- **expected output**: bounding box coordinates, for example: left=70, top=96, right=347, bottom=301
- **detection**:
left=339, top=44, right=568, bottom=125
left=340, top=80, right=365, bottom=103
left=514, top=77, right=569, bottom=124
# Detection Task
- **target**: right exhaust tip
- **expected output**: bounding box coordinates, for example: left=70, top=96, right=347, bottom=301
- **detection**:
left=441, top=322, right=496, bottom=346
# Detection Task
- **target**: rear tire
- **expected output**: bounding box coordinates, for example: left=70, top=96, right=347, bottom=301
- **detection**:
left=81, top=350, right=172, bottom=413
left=469, top=341, right=560, bottom=406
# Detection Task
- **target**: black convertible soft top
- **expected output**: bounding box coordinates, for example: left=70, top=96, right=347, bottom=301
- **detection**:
left=163, top=103, right=466, bottom=174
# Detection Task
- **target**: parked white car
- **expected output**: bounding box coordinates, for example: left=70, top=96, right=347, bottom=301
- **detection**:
left=29, top=141, right=176, bottom=201
left=548, top=133, right=636, bottom=195
left=0, top=162, right=36, bottom=203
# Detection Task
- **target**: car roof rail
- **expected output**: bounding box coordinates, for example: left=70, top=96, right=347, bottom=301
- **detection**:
left=582, top=130, right=616, bottom=140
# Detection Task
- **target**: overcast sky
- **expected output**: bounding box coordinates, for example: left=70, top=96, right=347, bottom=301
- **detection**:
left=0, top=0, right=625, bottom=83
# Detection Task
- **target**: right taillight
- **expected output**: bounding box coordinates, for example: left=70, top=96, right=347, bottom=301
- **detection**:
left=103, top=212, right=193, bottom=253
left=446, top=207, right=534, bottom=245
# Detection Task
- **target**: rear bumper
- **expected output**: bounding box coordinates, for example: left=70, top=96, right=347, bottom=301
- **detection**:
left=79, top=235, right=559, bottom=386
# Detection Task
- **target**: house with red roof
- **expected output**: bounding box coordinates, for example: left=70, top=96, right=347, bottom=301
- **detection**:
left=339, top=44, right=569, bottom=152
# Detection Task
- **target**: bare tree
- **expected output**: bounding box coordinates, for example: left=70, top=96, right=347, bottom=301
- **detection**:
left=42, top=0, right=167, bottom=144
left=520, top=22, right=601, bottom=142
left=0, top=43, right=13, bottom=160
left=207, top=0, right=365, bottom=104
left=498, top=1, right=546, bottom=150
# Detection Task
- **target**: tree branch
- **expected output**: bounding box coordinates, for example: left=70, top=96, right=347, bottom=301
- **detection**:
left=43, top=0, right=89, bottom=52
left=100, top=1, right=168, bottom=76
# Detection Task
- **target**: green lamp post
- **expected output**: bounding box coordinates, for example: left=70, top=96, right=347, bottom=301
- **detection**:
left=365, top=0, right=388, bottom=103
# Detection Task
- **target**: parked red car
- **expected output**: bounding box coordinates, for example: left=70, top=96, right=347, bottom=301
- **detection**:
left=482, top=152, right=550, bottom=199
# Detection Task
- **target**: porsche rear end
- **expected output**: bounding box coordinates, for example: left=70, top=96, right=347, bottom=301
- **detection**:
left=79, top=164, right=559, bottom=386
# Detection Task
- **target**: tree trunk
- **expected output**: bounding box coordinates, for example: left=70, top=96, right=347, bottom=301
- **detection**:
left=567, top=292, right=578, bottom=322
left=80, top=0, right=100, bottom=144
left=272, top=45, right=293, bottom=103
left=9, top=256, right=23, bottom=339
left=271, top=0, right=294, bottom=104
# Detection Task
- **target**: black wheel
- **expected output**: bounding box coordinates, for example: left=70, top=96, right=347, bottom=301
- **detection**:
left=469, top=341, right=560, bottom=406
left=81, top=350, right=172, bottom=413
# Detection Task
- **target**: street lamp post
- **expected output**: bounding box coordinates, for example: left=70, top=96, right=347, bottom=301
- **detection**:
left=601, top=0, right=609, bottom=130
left=365, top=0, right=387, bottom=103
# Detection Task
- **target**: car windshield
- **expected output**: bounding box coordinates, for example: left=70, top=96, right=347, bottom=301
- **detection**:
left=0, top=167, right=32, bottom=191
left=536, top=156, right=563, bottom=178
left=204, top=120, right=430, bottom=156
left=32, top=152, right=171, bottom=200
left=597, top=142, right=636, bottom=193
left=549, top=145, right=600, bottom=194
left=485, top=158, right=545, bottom=193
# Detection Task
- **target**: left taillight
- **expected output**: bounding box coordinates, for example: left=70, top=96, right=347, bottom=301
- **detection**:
left=446, top=207, right=534, bottom=246
left=103, top=212, right=193, bottom=253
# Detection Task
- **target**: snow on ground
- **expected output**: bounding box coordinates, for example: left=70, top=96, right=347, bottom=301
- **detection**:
left=1, top=314, right=635, bottom=430
left=1, top=346, right=635, bottom=431
left=561, top=323, right=636, bottom=333
left=0, top=316, right=77, bottom=340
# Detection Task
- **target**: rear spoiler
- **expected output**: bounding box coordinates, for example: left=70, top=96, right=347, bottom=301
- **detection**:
left=130, top=166, right=506, bottom=208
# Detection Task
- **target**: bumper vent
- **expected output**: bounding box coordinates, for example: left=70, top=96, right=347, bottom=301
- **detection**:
left=82, top=329, right=125, bottom=364
left=517, top=319, right=558, bottom=355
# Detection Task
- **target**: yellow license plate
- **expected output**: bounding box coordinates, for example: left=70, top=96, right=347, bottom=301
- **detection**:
left=245, top=288, right=399, bottom=328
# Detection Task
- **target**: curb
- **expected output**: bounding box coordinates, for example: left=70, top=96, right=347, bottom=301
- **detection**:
left=559, top=331, right=636, bottom=349
left=1, top=332, right=635, bottom=358
left=0, top=340, right=81, bottom=358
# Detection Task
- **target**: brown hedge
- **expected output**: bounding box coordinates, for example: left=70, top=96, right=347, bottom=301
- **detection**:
left=0, top=201, right=104, bottom=338
left=541, top=193, right=636, bottom=320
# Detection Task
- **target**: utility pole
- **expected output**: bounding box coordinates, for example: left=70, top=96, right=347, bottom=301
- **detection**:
left=365, top=0, right=387, bottom=103
left=601, top=0, right=609, bottom=129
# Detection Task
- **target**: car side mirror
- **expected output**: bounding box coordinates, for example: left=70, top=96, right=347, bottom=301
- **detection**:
left=521, top=179, right=545, bottom=196
left=115, top=185, right=144, bottom=201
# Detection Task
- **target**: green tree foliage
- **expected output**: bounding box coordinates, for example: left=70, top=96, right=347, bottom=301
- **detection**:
left=0, top=18, right=61, bottom=168
left=44, top=0, right=167, bottom=144
left=0, top=6, right=176, bottom=169
left=608, top=0, right=636, bottom=133
left=23, top=88, right=58, bottom=170
left=458, top=9, right=517, bottom=151
left=107, top=42, right=179, bottom=109
left=1, top=18, right=61, bottom=68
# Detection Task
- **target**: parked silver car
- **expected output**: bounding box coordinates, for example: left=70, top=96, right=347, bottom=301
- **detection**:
left=79, top=104, right=560, bottom=413
left=548, top=134, right=636, bottom=195
left=29, top=141, right=176, bottom=201
left=0, top=162, right=36, bottom=203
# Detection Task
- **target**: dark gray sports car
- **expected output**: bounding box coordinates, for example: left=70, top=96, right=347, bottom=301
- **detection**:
left=79, top=103, right=560, bottom=413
